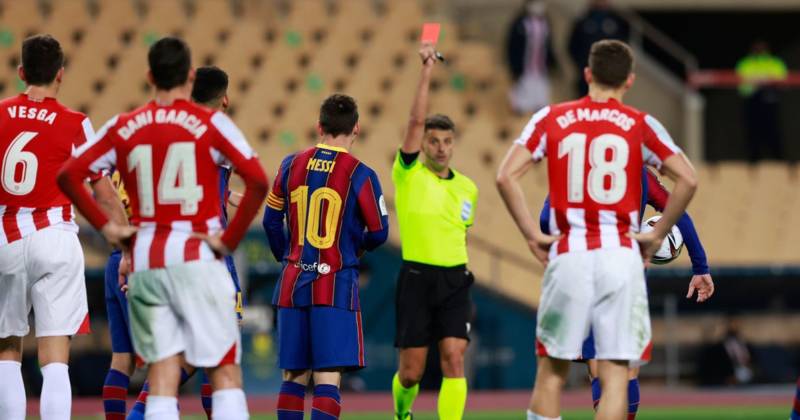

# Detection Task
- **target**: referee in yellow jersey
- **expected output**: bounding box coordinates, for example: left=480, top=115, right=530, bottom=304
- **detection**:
left=391, top=42, right=478, bottom=420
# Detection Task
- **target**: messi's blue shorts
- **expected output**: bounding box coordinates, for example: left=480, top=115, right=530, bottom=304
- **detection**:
left=277, top=306, right=365, bottom=371
left=104, top=250, right=133, bottom=353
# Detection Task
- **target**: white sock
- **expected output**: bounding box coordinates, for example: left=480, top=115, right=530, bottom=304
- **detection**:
left=211, top=388, right=249, bottom=420
left=0, top=361, right=26, bottom=420
left=40, top=362, right=71, bottom=420
left=527, top=410, right=561, bottom=420
left=144, top=395, right=179, bottom=420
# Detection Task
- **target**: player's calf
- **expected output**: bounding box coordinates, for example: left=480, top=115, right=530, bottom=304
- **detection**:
left=529, top=357, right=570, bottom=418
left=207, top=364, right=248, bottom=420
left=595, top=360, right=628, bottom=420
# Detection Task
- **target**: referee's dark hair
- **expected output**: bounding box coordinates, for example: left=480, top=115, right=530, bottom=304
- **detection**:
left=319, top=94, right=359, bottom=137
left=148, top=36, right=191, bottom=90
left=192, top=66, right=229, bottom=108
left=424, top=114, right=455, bottom=133
left=21, top=34, right=64, bottom=86
left=589, top=39, right=634, bottom=89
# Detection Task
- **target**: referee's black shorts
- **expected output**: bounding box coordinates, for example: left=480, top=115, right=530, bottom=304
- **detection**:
left=394, top=261, right=474, bottom=348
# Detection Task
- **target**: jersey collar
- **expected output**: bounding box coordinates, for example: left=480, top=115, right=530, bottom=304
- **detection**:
left=316, top=143, right=349, bottom=153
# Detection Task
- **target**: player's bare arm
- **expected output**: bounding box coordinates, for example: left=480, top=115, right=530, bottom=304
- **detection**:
left=91, top=176, right=128, bottom=226
left=496, top=143, right=559, bottom=265
left=631, top=153, right=698, bottom=261
left=401, top=42, right=437, bottom=154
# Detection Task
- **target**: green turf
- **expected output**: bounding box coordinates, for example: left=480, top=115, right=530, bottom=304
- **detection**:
left=69, top=405, right=788, bottom=420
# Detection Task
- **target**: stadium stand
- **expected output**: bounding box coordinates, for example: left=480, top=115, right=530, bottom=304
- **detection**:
left=2, top=0, right=797, bottom=309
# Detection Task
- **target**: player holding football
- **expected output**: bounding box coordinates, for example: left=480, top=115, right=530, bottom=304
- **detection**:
left=58, top=37, right=268, bottom=420
left=496, top=40, right=698, bottom=420
left=0, top=34, right=125, bottom=420
left=263, top=94, right=389, bottom=420
left=539, top=167, right=714, bottom=419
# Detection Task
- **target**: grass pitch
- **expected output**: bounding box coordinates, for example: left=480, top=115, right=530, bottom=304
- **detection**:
left=69, top=405, right=788, bottom=419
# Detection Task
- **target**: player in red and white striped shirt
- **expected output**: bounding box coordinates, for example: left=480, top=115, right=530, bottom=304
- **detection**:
left=58, top=37, right=268, bottom=420
left=0, top=34, right=126, bottom=420
left=497, top=40, right=698, bottom=420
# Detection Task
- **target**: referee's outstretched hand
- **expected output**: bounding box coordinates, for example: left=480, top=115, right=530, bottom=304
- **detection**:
left=419, top=42, right=437, bottom=67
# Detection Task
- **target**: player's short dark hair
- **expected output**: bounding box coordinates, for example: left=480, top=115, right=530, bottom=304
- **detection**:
left=148, top=37, right=191, bottom=90
left=21, top=34, right=64, bottom=86
left=319, top=94, right=359, bottom=137
left=589, top=39, right=634, bottom=88
left=424, top=114, right=455, bottom=132
left=191, top=66, right=228, bottom=106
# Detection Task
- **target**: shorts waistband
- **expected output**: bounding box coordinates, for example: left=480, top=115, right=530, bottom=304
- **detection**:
left=402, top=261, right=467, bottom=272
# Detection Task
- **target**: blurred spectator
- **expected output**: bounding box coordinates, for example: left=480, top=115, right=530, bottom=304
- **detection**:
left=506, top=0, right=556, bottom=114
left=736, top=41, right=787, bottom=162
left=697, top=318, right=755, bottom=386
left=567, top=0, right=630, bottom=96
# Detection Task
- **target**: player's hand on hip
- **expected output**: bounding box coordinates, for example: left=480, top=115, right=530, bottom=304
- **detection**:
left=193, top=232, right=231, bottom=257
left=101, top=222, right=137, bottom=251
left=527, top=233, right=560, bottom=266
left=629, top=230, right=662, bottom=263
left=687, top=274, right=714, bottom=303
left=118, top=251, right=131, bottom=290
left=419, top=42, right=437, bottom=67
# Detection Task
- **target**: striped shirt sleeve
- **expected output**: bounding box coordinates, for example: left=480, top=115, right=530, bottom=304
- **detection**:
left=514, top=106, right=550, bottom=162
left=642, top=114, right=681, bottom=169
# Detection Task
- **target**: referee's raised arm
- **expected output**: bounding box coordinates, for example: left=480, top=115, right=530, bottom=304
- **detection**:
left=401, top=42, right=438, bottom=154
left=391, top=40, right=478, bottom=420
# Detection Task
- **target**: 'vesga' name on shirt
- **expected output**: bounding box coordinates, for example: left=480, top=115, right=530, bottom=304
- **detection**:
left=306, top=157, right=336, bottom=173
left=117, top=109, right=208, bottom=140
left=556, top=107, right=636, bottom=132
left=6, top=105, right=57, bottom=125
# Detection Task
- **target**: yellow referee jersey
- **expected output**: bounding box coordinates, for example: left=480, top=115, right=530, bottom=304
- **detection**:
left=392, top=150, right=478, bottom=267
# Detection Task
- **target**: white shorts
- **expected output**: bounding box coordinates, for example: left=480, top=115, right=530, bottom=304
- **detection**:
left=127, top=260, right=241, bottom=367
left=0, top=228, right=89, bottom=338
left=536, top=247, right=651, bottom=364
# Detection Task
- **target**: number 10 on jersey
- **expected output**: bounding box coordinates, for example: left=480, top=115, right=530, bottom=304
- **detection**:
left=290, top=186, right=343, bottom=249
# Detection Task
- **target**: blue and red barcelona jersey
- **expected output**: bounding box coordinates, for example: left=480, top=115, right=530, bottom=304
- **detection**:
left=263, top=144, right=389, bottom=310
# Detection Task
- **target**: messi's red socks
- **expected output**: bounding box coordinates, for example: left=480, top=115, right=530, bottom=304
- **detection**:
left=102, top=369, right=129, bottom=420
left=200, top=370, right=213, bottom=419
left=311, top=384, right=341, bottom=420
left=277, top=381, right=306, bottom=420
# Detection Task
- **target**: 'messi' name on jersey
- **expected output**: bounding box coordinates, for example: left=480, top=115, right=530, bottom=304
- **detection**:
left=117, top=109, right=208, bottom=140
left=556, top=107, right=636, bottom=132
left=6, top=105, right=57, bottom=125
left=306, top=157, right=336, bottom=173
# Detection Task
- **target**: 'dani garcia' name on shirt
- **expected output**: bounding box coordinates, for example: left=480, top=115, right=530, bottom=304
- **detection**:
left=117, top=109, right=208, bottom=140
left=7, top=105, right=58, bottom=125
left=556, top=108, right=636, bottom=132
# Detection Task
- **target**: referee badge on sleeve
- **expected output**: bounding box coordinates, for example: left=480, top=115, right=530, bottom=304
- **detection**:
left=461, top=200, right=472, bottom=222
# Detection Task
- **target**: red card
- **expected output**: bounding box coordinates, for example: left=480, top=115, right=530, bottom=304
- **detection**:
left=420, top=23, right=441, bottom=45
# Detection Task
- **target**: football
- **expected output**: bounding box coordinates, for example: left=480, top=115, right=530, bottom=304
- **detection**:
left=641, top=215, right=684, bottom=265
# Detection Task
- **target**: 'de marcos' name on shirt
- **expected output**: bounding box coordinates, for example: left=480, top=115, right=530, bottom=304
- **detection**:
left=555, top=107, right=636, bottom=132
left=117, top=108, right=208, bottom=140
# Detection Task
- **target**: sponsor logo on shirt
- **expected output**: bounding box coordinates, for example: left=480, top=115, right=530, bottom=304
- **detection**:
left=295, top=261, right=332, bottom=274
